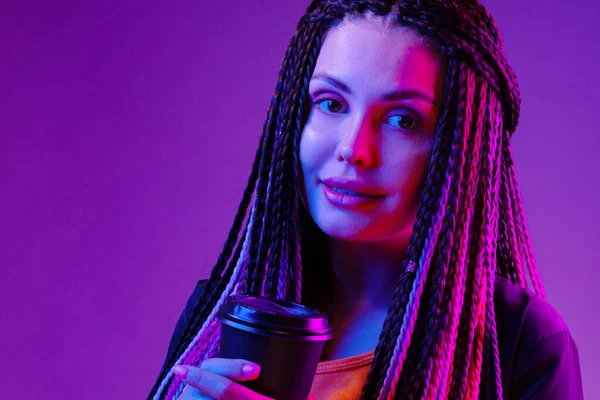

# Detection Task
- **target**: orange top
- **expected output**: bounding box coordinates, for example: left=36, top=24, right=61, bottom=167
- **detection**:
left=309, top=350, right=375, bottom=400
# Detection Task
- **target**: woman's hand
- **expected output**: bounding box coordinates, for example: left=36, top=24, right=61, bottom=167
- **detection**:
left=172, top=358, right=317, bottom=399
left=172, top=358, right=273, bottom=400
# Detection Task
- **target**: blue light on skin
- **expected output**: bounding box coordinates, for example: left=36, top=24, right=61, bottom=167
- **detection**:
left=299, top=14, right=447, bottom=359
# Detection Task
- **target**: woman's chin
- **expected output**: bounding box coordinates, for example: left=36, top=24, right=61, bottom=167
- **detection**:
left=311, top=210, right=414, bottom=245
left=315, top=218, right=379, bottom=243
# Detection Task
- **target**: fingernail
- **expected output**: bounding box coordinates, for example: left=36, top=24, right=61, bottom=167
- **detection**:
left=172, top=365, right=188, bottom=379
left=242, top=363, right=259, bottom=376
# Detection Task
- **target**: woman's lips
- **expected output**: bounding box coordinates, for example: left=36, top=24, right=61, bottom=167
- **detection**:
left=321, top=177, right=387, bottom=197
left=321, top=182, right=385, bottom=209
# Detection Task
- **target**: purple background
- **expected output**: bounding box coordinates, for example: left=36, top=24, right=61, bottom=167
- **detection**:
left=1, top=1, right=598, bottom=398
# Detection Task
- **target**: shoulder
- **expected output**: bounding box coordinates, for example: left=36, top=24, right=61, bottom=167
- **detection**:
left=493, top=276, right=583, bottom=399
left=182, top=279, right=209, bottom=319
left=494, top=276, right=569, bottom=344
left=180, top=278, right=210, bottom=328
left=162, top=279, right=210, bottom=367
left=195, top=279, right=209, bottom=298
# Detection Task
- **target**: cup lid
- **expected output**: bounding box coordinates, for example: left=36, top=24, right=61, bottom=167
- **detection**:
left=216, top=295, right=332, bottom=341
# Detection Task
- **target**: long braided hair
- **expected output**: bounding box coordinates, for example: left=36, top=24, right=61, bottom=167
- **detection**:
left=149, top=1, right=546, bottom=398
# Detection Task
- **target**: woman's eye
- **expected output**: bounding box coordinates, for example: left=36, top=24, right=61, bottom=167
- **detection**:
left=315, top=98, right=347, bottom=113
left=311, top=99, right=423, bottom=131
left=386, top=114, right=422, bottom=131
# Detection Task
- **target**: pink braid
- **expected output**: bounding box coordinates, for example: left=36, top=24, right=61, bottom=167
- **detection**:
left=429, top=74, right=487, bottom=400
left=486, top=94, right=504, bottom=400
left=467, top=94, right=502, bottom=399
left=500, top=158, right=526, bottom=287
left=466, top=286, right=487, bottom=399
left=506, top=149, right=546, bottom=298
left=380, top=167, right=453, bottom=399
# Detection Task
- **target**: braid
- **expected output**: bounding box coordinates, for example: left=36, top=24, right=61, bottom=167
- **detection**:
left=265, top=25, right=324, bottom=297
left=245, top=131, right=278, bottom=296
left=432, top=75, right=488, bottom=400
left=448, top=92, right=502, bottom=399
left=424, top=70, right=486, bottom=400
left=476, top=94, right=504, bottom=399
left=400, top=61, right=475, bottom=399
left=496, top=212, right=518, bottom=283
left=504, top=139, right=546, bottom=298
left=281, top=24, right=325, bottom=302
left=497, top=142, right=526, bottom=286
left=242, top=38, right=297, bottom=297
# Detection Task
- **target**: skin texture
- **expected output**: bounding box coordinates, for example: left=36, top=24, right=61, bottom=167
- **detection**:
left=300, top=16, right=446, bottom=358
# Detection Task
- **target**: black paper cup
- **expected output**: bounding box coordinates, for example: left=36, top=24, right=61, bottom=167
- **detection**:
left=216, top=294, right=332, bottom=400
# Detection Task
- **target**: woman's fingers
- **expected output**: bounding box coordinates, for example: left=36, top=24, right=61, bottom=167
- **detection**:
left=173, top=365, right=273, bottom=400
left=200, top=358, right=261, bottom=381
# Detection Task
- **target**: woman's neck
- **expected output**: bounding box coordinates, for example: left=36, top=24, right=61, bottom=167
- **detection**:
left=326, top=231, right=410, bottom=318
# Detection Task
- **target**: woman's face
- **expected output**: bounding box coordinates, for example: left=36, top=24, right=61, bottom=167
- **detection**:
left=300, top=16, right=447, bottom=244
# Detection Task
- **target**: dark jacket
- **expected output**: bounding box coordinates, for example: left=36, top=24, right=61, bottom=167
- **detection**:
left=159, top=276, right=584, bottom=399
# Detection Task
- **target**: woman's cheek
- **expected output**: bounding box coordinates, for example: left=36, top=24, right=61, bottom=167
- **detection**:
left=407, top=142, right=435, bottom=202
left=385, top=139, right=434, bottom=199
left=300, top=124, right=333, bottom=172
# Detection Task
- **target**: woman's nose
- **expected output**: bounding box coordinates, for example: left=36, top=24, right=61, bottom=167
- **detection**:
left=335, top=116, right=379, bottom=169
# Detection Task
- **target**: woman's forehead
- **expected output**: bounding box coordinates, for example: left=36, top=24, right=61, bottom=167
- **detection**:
left=312, top=16, right=445, bottom=99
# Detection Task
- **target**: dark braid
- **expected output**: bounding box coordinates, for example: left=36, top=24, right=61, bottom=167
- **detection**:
left=447, top=220, right=480, bottom=398
left=496, top=129, right=523, bottom=286
left=265, top=25, right=324, bottom=297
left=447, top=89, right=499, bottom=399
left=496, top=184, right=519, bottom=284
left=496, top=216, right=515, bottom=282
left=481, top=316, right=492, bottom=399
left=286, top=36, right=324, bottom=301
left=405, top=62, right=473, bottom=396
left=252, top=36, right=299, bottom=296
left=500, top=131, right=528, bottom=287
left=242, top=42, right=296, bottom=296
left=429, top=74, right=490, bottom=399
left=245, top=130, right=278, bottom=296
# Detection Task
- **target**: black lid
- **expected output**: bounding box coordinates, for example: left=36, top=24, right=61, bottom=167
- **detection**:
left=216, top=295, right=332, bottom=341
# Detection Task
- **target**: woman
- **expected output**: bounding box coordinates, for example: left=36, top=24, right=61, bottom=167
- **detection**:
left=149, top=0, right=583, bottom=399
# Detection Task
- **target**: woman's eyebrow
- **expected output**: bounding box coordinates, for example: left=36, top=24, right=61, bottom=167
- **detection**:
left=310, top=72, right=439, bottom=109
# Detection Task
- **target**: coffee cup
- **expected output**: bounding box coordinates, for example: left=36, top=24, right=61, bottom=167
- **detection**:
left=216, top=294, right=332, bottom=400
